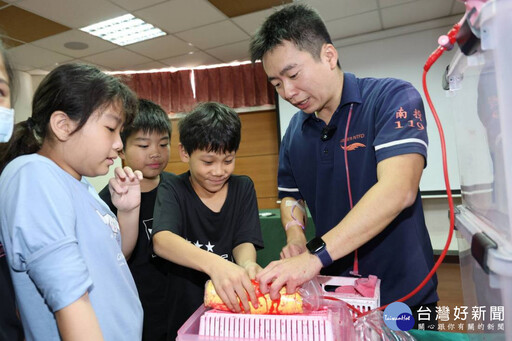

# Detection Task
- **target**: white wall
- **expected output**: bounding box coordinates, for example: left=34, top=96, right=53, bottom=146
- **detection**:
left=13, top=70, right=33, bottom=122
left=30, top=74, right=45, bottom=96
left=422, top=197, right=460, bottom=253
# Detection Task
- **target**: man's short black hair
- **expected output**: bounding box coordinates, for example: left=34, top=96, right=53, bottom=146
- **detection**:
left=179, top=102, right=241, bottom=155
left=121, top=99, right=171, bottom=146
left=250, top=3, right=334, bottom=63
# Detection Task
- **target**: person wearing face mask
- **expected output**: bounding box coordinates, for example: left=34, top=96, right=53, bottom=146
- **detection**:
left=0, top=40, right=24, bottom=341
left=0, top=42, right=14, bottom=143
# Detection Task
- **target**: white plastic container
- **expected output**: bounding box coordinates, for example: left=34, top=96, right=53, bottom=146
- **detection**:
left=447, top=1, right=512, bottom=339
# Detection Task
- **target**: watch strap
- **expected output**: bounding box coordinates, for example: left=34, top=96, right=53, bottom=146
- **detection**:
left=306, top=237, right=333, bottom=267
left=316, top=246, right=333, bottom=267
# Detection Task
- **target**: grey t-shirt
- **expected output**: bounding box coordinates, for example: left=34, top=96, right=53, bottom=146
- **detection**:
left=0, top=154, right=143, bottom=340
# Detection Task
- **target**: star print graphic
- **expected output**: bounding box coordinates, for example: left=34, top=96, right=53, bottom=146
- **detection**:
left=205, top=241, right=215, bottom=252
left=142, top=218, right=153, bottom=240
left=194, top=240, right=203, bottom=248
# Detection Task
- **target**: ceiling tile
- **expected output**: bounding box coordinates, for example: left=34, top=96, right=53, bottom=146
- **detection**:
left=35, top=60, right=99, bottom=73
left=83, top=48, right=152, bottom=70
left=1, top=36, right=23, bottom=48
left=308, top=0, right=379, bottom=22
left=378, top=0, right=416, bottom=8
left=451, top=0, right=466, bottom=15
left=206, top=40, right=250, bottom=63
left=125, top=34, right=196, bottom=59
left=231, top=8, right=276, bottom=36
left=108, top=0, right=167, bottom=12
left=0, top=5, right=70, bottom=43
left=326, top=11, right=382, bottom=40
left=160, top=51, right=221, bottom=68
left=134, top=0, right=226, bottom=34
left=31, top=29, right=116, bottom=58
left=15, top=0, right=127, bottom=28
left=207, top=0, right=290, bottom=18
left=175, top=20, right=249, bottom=50
left=0, top=0, right=474, bottom=73
left=118, top=60, right=168, bottom=71
left=8, top=44, right=72, bottom=69
left=381, top=0, right=453, bottom=28
left=26, top=68, right=50, bottom=76
left=68, top=59, right=112, bottom=71
left=9, top=63, right=33, bottom=72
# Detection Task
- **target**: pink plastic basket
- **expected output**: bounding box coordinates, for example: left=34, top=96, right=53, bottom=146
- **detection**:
left=177, top=305, right=336, bottom=341
left=317, top=275, right=380, bottom=317
left=176, top=275, right=380, bottom=341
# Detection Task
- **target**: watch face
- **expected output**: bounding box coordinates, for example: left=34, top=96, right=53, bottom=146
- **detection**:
left=307, top=237, right=325, bottom=254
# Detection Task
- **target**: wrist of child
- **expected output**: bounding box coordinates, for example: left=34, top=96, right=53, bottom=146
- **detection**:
left=116, top=204, right=140, bottom=213
left=240, top=260, right=257, bottom=268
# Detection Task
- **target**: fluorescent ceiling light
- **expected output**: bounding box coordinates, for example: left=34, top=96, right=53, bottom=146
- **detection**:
left=80, top=14, right=166, bottom=46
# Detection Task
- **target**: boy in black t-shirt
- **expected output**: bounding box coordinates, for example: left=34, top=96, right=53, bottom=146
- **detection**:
left=152, top=102, right=264, bottom=340
left=99, top=99, right=173, bottom=341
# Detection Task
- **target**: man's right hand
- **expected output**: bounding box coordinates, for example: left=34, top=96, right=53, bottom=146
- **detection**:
left=257, top=252, right=322, bottom=300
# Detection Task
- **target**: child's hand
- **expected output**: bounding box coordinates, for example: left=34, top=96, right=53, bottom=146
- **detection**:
left=108, top=166, right=143, bottom=212
left=280, top=239, right=307, bottom=259
left=209, top=259, right=259, bottom=313
left=240, top=260, right=262, bottom=280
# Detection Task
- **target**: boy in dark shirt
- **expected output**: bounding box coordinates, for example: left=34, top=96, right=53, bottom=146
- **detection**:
left=99, top=99, right=172, bottom=341
left=152, top=102, right=264, bottom=340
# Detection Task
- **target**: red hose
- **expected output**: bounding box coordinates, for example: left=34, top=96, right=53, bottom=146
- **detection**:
left=356, top=40, right=457, bottom=319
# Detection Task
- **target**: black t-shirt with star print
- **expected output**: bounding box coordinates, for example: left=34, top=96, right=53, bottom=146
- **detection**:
left=152, top=171, right=264, bottom=340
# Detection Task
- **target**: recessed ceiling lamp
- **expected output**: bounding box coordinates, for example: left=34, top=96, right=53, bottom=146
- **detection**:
left=64, top=42, right=89, bottom=50
left=80, top=14, right=166, bottom=46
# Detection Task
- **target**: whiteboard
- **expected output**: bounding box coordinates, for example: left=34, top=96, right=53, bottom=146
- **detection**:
left=276, top=26, right=461, bottom=193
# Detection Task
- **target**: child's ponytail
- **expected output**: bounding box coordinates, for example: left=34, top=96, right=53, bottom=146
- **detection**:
left=0, top=118, right=42, bottom=173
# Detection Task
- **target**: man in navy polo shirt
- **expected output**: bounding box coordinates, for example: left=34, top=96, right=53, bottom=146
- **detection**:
left=250, top=3, right=438, bottom=327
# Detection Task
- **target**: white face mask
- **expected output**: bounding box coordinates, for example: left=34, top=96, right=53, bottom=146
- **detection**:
left=0, top=107, right=15, bottom=142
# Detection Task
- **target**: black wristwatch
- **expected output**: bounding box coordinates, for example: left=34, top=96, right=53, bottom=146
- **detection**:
left=306, top=237, right=333, bottom=267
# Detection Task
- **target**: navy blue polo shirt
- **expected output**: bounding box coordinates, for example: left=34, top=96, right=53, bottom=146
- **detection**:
left=278, top=73, right=438, bottom=307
